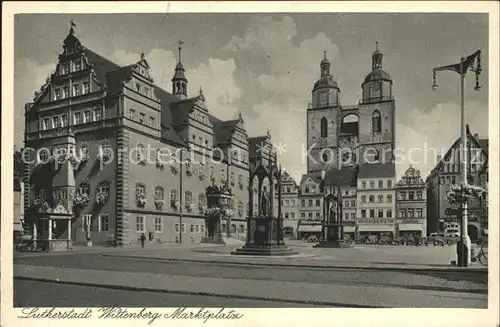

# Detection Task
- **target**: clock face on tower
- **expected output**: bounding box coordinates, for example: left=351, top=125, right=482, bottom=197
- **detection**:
left=370, top=82, right=381, bottom=98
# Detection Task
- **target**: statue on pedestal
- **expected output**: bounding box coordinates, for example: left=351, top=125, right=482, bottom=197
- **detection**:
left=260, top=186, right=270, bottom=216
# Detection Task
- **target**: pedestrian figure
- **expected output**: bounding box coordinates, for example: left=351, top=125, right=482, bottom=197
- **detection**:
left=140, top=233, right=146, bottom=248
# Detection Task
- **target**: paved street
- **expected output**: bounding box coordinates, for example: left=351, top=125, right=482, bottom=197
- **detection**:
left=13, top=243, right=487, bottom=308
left=15, top=280, right=317, bottom=307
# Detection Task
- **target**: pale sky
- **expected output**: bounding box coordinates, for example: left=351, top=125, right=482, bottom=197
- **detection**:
left=14, top=13, right=489, bottom=182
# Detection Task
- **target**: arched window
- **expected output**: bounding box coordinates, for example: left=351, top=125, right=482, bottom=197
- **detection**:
left=79, top=143, right=89, bottom=159
left=372, top=111, right=381, bottom=133
left=322, top=152, right=328, bottom=162
left=320, top=117, right=328, bottom=137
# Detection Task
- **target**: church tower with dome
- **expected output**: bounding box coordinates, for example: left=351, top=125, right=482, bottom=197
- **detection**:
left=358, top=42, right=396, bottom=165
left=306, top=51, right=341, bottom=173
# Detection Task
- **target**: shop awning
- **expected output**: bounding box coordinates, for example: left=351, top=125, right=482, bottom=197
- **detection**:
left=297, top=225, right=321, bottom=233
left=343, top=226, right=355, bottom=233
left=398, top=223, right=424, bottom=231
left=358, top=224, right=395, bottom=232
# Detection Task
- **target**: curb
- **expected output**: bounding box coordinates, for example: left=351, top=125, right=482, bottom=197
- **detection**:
left=101, top=254, right=488, bottom=274
left=13, top=276, right=380, bottom=308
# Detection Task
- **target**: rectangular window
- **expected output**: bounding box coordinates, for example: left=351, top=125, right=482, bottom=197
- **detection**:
left=344, top=201, right=349, bottom=207
left=285, top=213, right=289, bottom=219
left=60, top=62, right=69, bottom=75
left=54, top=89, right=61, bottom=101
left=362, top=181, right=366, bottom=189
left=154, top=217, right=163, bottom=232
left=344, top=213, right=349, bottom=220
left=315, top=199, right=320, bottom=207
left=378, top=210, right=384, bottom=218
left=83, top=82, right=90, bottom=94
left=440, top=177, right=445, bottom=185
left=308, top=199, right=313, bottom=207
left=416, top=209, right=422, bottom=218
left=62, top=86, right=69, bottom=99
left=190, top=224, right=194, bottom=233
left=378, top=195, right=383, bottom=203
left=149, top=117, right=155, bottom=127
left=315, top=212, right=320, bottom=218
left=83, top=110, right=91, bottom=123
left=52, top=116, right=61, bottom=128
left=73, top=59, right=82, bottom=72
left=369, top=209, right=375, bottom=218
left=73, top=84, right=81, bottom=97
left=94, top=108, right=101, bottom=121
left=386, top=209, right=392, bottom=218
left=409, top=192, right=415, bottom=200
left=387, top=194, right=392, bottom=203
left=201, top=225, right=205, bottom=233
left=139, top=113, right=145, bottom=124
left=43, top=118, right=50, bottom=130
left=351, top=213, right=355, bottom=219
left=74, top=112, right=82, bottom=125
left=451, top=176, right=456, bottom=184
left=401, top=192, right=406, bottom=200
left=196, top=225, right=200, bottom=233
left=136, top=216, right=144, bottom=232
left=181, top=224, right=186, bottom=233
left=378, top=180, right=383, bottom=188
left=290, top=213, right=295, bottom=219
left=369, top=195, right=374, bottom=203
left=129, top=109, right=136, bottom=120
left=99, top=214, right=109, bottom=232
left=387, top=180, right=392, bottom=188
left=301, top=200, right=305, bottom=207
left=351, top=200, right=355, bottom=207
left=175, top=224, right=179, bottom=232
left=61, top=115, right=68, bottom=127
left=361, top=209, right=366, bottom=218
left=301, top=213, right=305, bottom=218
left=361, top=195, right=366, bottom=203
left=369, top=181, right=375, bottom=188
left=308, top=212, right=313, bottom=218
left=401, top=210, right=407, bottom=218
left=408, top=209, right=415, bottom=218
left=416, top=191, right=423, bottom=200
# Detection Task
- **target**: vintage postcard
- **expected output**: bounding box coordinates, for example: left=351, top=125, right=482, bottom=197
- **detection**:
left=2, top=1, right=499, bottom=327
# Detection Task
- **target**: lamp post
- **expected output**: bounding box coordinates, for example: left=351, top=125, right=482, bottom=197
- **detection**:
left=432, top=50, right=482, bottom=267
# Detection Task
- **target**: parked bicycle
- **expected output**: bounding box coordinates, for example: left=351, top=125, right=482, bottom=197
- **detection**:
left=471, top=238, right=488, bottom=266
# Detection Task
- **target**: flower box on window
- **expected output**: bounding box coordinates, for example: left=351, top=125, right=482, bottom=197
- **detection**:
left=97, top=150, right=111, bottom=162
left=73, top=193, right=90, bottom=207
left=171, top=200, right=180, bottom=210
left=136, top=193, right=147, bottom=207
left=170, top=163, right=179, bottom=174
left=198, top=203, right=207, bottom=213
left=156, top=157, right=164, bottom=168
left=96, top=190, right=109, bottom=205
left=185, top=203, right=194, bottom=212
left=154, top=198, right=165, bottom=209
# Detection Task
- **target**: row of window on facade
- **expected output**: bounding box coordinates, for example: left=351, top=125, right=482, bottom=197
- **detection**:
left=129, top=109, right=156, bottom=128
left=397, top=191, right=423, bottom=200
left=360, top=209, right=393, bottom=219
left=58, top=58, right=85, bottom=76
left=82, top=214, right=109, bottom=232
left=41, top=108, right=102, bottom=131
left=399, top=208, right=424, bottom=218
left=361, top=179, right=393, bottom=189
left=318, top=111, right=382, bottom=138
left=281, top=199, right=297, bottom=207
left=52, top=82, right=91, bottom=101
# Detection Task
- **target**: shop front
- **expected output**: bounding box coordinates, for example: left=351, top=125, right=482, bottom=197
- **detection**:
left=297, top=224, right=321, bottom=241
left=342, top=221, right=356, bottom=239
left=357, top=219, right=396, bottom=240
left=397, top=219, right=426, bottom=238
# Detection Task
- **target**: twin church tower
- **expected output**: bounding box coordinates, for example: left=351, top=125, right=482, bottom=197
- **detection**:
left=306, top=42, right=396, bottom=173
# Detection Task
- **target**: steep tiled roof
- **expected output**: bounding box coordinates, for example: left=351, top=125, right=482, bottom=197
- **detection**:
left=299, top=171, right=323, bottom=185
left=358, top=163, right=395, bottom=179
left=84, top=48, right=121, bottom=86
left=324, top=166, right=358, bottom=186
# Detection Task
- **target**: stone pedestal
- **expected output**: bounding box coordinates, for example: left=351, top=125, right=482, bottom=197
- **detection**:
left=231, top=216, right=297, bottom=256
left=314, top=224, right=353, bottom=248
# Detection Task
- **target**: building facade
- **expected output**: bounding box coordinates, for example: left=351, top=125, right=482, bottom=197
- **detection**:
left=274, top=171, right=299, bottom=237
left=426, top=129, right=488, bottom=241
left=23, top=26, right=271, bottom=247
left=356, top=164, right=396, bottom=238
left=395, top=166, right=427, bottom=237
